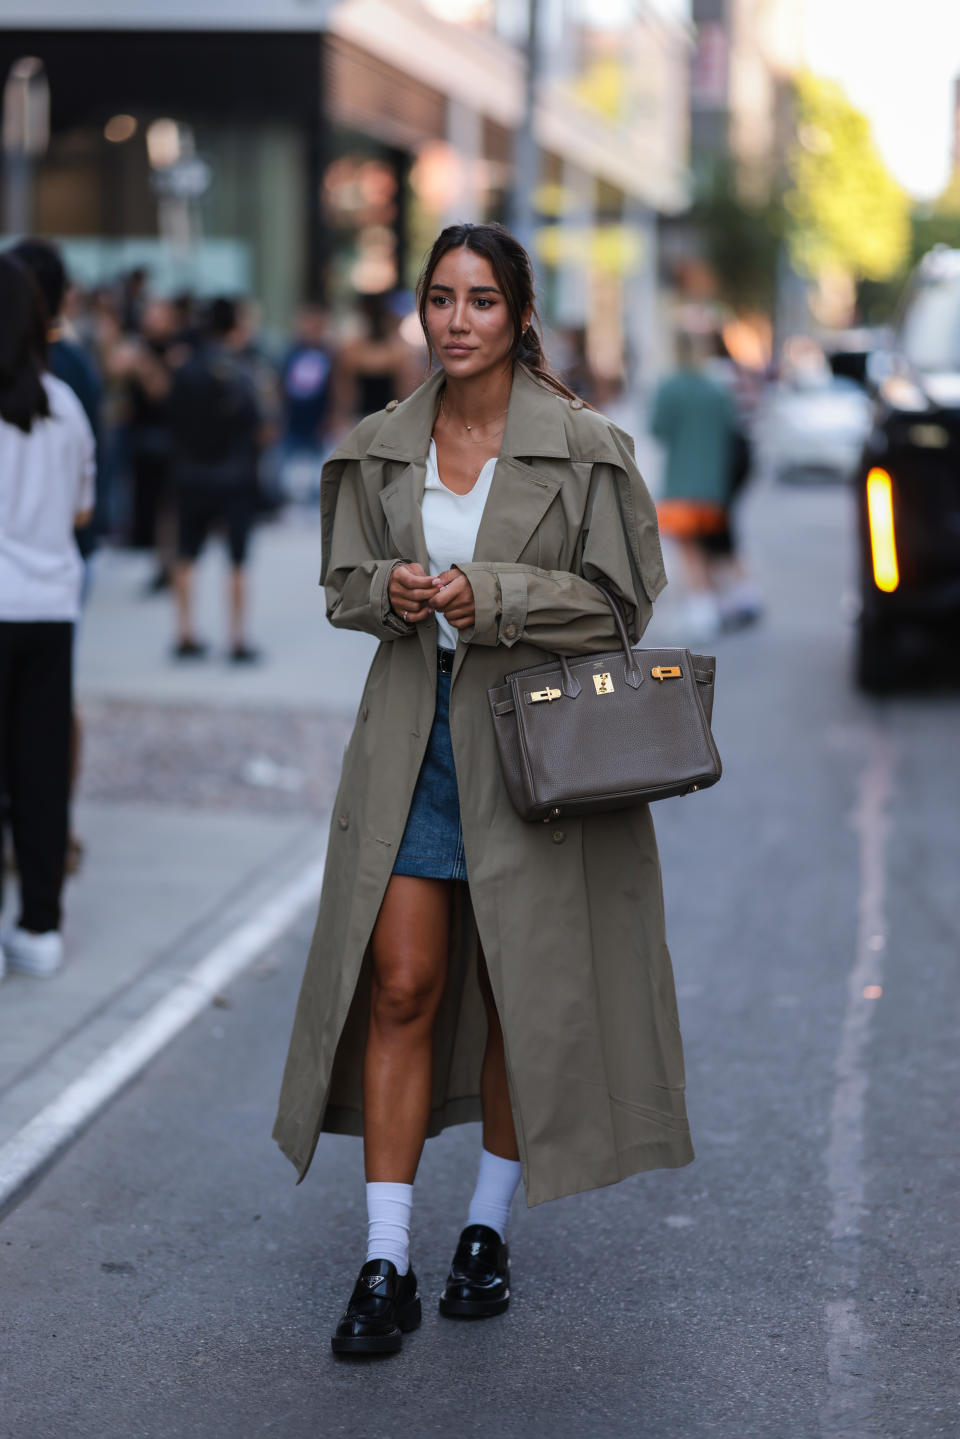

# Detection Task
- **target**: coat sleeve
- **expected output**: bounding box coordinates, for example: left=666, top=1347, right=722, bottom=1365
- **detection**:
left=453, top=455, right=667, bottom=654
left=321, top=458, right=415, bottom=641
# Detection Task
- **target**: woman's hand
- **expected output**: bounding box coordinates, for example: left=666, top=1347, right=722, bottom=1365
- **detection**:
left=388, top=562, right=441, bottom=624
left=429, top=570, right=476, bottom=631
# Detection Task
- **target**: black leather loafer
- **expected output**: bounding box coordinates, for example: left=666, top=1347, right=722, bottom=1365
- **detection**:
left=438, top=1224, right=510, bottom=1318
left=331, top=1259, right=422, bottom=1355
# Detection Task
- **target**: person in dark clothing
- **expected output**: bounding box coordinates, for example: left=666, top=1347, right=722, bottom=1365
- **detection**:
left=169, top=297, right=263, bottom=663
left=282, top=304, right=334, bottom=453
left=124, top=297, right=180, bottom=587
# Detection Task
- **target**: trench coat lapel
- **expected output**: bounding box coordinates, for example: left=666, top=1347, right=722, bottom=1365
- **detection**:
left=471, top=363, right=570, bottom=565
left=378, top=461, right=430, bottom=573
left=471, top=455, right=563, bottom=566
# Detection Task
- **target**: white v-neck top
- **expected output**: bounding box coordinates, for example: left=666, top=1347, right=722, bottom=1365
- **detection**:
left=422, top=438, right=496, bottom=650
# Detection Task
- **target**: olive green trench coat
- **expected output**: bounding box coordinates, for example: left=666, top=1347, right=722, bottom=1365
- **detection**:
left=273, top=364, right=694, bottom=1206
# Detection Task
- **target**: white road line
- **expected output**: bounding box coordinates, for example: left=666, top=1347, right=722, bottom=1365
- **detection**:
left=0, top=849, right=325, bottom=1214
left=821, top=732, right=894, bottom=1437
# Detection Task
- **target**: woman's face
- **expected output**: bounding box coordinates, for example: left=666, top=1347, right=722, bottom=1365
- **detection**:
left=424, top=246, right=526, bottom=381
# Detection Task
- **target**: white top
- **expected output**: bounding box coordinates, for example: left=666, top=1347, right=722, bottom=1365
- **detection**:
left=422, top=438, right=496, bottom=650
left=0, top=374, right=95, bottom=622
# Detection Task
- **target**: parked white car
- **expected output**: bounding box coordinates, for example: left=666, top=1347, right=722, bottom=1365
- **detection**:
left=761, top=374, right=873, bottom=483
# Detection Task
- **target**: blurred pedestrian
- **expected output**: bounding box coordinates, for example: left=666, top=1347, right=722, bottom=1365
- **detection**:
left=0, top=255, right=95, bottom=980
left=650, top=331, right=755, bottom=641
left=121, top=297, right=180, bottom=590
left=230, top=299, right=283, bottom=513
left=274, top=222, right=687, bottom=1356
left=281, top=303, right=334, bottom=463
left=338, top=292, right=421, bottom=424
left=702, top=332, right=764, bottom=630
left=168, top=297, right=263, bottom=662
left=9, top=237, right=106, bottom=877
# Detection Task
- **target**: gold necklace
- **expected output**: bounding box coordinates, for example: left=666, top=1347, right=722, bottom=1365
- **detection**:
left=440, top=395, right=508, bottom=434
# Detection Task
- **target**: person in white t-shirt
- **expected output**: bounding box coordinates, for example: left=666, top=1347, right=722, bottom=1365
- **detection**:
left=0, top=253, right=95, bottom=980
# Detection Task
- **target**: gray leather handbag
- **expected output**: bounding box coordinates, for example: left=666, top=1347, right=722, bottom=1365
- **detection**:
left=487, top=586, right=721, bottom=822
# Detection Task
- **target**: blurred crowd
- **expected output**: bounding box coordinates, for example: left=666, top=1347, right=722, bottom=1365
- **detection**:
left=55, top=268, right=429, bottom=610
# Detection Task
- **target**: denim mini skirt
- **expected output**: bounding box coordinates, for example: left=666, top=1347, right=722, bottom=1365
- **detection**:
left=393, top=660, right=467, bottom=883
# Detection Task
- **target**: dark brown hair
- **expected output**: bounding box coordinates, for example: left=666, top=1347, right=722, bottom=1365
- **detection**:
left=415, top=222, right=582, bottom=403
left=0, top=253, right=49, bottom=434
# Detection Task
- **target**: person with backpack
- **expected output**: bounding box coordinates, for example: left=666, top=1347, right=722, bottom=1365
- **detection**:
left=169, top=297, right=263, bottom=663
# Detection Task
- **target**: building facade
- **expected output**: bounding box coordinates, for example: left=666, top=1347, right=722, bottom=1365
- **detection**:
left=1, top=0, right=690, bottom=375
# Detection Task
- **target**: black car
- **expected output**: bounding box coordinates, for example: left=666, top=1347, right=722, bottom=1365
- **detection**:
left=856, top=248, right=960, bottom=691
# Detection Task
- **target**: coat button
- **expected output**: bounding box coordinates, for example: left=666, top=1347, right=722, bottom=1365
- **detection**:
left=338, top=815, right=349, bottom=830
left=552, top=829, right=565, bottom=844
left=385, top=398, right=399, bottom=411
left=504, top=623, right=518, bottom=638
left=569, top=397, right=584, bottom=410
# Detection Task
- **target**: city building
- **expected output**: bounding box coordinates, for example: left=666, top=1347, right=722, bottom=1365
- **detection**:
left=1, top=0, right=690, bottom=379
left=689, top=0, right=802, bottom=196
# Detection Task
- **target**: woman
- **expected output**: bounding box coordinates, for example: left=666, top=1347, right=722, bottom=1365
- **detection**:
left=274, top=223, right=692, bottom=1355
left=0, top=254, right=95, bottom=980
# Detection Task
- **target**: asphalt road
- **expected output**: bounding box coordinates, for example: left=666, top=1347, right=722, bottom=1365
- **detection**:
left=2, top=475, right=959, bottom=1439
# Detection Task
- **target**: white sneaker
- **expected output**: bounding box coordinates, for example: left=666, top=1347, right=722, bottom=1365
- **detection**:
left=3, top=927, right=64, bottom=978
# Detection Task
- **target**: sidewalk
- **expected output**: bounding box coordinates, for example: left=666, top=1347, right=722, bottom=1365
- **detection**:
left=0, top=513, right=374, bottom=1197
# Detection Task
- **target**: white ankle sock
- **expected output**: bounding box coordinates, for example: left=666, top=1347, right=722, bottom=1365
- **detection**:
left=466, top=1149, right=523, bottom=1242
left=365, top=1181, right=413, bottom=1275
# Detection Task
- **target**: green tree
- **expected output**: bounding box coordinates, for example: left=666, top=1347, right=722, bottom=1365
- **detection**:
left=858, top=169, right=960, bottom=322
left=785, top=72, right=910, bottom=286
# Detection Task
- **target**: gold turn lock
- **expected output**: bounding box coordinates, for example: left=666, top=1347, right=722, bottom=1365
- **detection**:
left=651, top=665, right=682, bottom=682
left=530, top=686, right=562, bottom=703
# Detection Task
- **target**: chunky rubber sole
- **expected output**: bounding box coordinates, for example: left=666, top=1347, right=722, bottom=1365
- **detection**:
left=330, top=1297, right=422, bottom=1355
left=438, top=1291, right=510, bottom=1318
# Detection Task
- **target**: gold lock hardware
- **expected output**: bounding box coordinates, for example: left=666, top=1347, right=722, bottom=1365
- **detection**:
left=592, top=672, right=614, bottom=695
left=530, top=686, right=562, bottom=703
left=651, top=665, right=682, bottom=682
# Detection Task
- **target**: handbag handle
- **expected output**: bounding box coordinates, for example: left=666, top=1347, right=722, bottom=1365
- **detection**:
left=555, top=584, right=642, bottom=696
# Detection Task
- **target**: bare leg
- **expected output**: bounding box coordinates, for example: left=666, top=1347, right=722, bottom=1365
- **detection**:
left=173, top=561, right=196, bottom=643
left=228, top=565, right=246, bottom=648
left=364, top=875, right=451, bottom=1183
left=477, top=949, right=520, bottom=1162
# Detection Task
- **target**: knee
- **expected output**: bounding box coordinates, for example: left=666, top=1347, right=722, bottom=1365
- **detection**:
left=371, top=965, right=443, bottom=1030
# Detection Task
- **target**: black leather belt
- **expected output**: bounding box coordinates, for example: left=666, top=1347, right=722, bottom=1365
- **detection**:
left=437, top=647, right=455, bottom=675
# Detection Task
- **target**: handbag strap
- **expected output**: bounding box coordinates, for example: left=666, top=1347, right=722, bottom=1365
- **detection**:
left=556, top=584, right=643, bottom=696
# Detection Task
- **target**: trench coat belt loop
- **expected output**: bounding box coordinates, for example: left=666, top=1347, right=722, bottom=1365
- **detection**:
left=437, top=646, right=456, bottom=675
